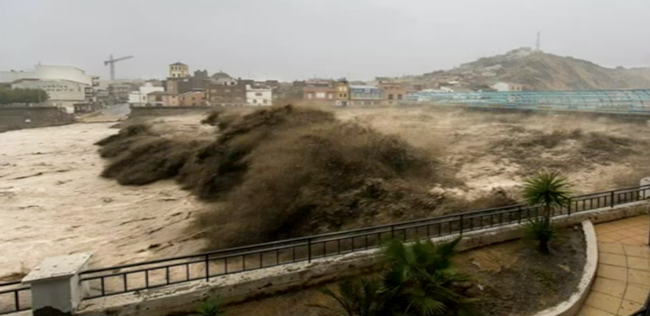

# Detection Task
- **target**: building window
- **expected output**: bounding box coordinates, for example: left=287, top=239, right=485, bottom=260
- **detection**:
left=253, top=99, right=257, bottom=103
left=255, top=92, right=262, bottom=96
left=397, top=94, right=403, bottom=100
left=388, top=94, right=394, bottom=100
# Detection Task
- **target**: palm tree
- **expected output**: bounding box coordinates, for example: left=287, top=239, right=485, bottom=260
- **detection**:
left=313, top=237, right=470, bottom=316
left=380, top=237, right=470, bottom=316
left=311, top=278, right=383, bottom=316
left=522, top=171, right=572, bottom=253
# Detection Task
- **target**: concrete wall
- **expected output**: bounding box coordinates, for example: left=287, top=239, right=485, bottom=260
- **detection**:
left=74, top=202, right=649, bottom=316
left=0, top=106, right=74, bottom=131
left=128, top=105, right=215, bottom=117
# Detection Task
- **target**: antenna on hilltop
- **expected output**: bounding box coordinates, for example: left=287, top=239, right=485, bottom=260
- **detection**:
left=536, top=32, right=541, bottom=51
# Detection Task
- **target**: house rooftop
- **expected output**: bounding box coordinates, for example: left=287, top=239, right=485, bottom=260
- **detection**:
left=170, top=62, right=187, bottom=66
left=148, top=91, right=176, bottom=96
left=349, top=85, right=380, bottom=89
left=211, top=71, right=231, bottom=79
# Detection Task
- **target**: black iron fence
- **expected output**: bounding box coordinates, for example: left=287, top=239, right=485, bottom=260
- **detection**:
left=76, top=185, right=650, bottom=299
left=0, top=282, right=31, bottom=315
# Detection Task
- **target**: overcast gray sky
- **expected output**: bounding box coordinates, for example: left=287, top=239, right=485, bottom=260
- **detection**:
left=1, top=0, right=649, bottom=81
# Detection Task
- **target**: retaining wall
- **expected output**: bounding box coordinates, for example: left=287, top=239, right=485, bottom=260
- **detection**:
left=0, top=107, right=74, bottom=131
left=73, top=202, right=649, bottom=316
left=128, top=106, right=216, bottom=118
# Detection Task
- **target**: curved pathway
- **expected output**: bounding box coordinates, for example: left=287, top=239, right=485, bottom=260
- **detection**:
left=578, top=215, right=650, bottom=316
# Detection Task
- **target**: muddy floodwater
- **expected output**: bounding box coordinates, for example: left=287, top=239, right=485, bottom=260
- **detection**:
left=0, top=122, right=205, bottom=279
left=2, top=105, right=649, bottom=279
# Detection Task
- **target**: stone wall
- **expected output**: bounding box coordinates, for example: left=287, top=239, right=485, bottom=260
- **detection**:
left=128, top=106, right=215, bottom=118
left=0, top=106, right=73, bottom=131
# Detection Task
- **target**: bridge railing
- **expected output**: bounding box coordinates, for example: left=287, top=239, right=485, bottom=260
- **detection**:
left=77, top=184, right=650, bottom=300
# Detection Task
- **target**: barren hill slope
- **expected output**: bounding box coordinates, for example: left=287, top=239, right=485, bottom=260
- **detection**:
left=424, top=48, right=650, bottom=90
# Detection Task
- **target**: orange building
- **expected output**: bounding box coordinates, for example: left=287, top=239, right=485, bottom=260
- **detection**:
left=333, top=80, right=350, bottom=106
left=146, top=91, right=179, bottom=106
left=378, top=83, right=407, bottom=105
left=179, top=91, right=206, bottom=106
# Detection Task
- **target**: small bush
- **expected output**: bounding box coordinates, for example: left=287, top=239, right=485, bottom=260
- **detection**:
left=196, top=297, right=225, bottom=316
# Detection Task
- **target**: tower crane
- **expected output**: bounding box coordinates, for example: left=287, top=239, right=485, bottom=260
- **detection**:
left=104, top=54, right=134, bottom=81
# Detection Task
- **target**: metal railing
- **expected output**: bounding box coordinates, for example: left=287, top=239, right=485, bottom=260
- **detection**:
left=0, top=282, right=31, bottom=315
left=77, top=185, right=650, bottom=299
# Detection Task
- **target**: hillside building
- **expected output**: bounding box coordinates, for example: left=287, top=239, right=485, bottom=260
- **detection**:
left=491, top=82, right=524, bottom=92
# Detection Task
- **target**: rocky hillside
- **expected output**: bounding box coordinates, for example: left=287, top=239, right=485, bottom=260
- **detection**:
left=423, top=48, right=650, bottom=90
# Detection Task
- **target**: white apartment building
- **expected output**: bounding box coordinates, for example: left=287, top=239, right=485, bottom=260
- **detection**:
left=1, top=64, right=98, bottom=113
left=490, top=82, right=525, bottom=92
left=246, top=85, right=273, bottom=106
left=128, top=83, right=165, bottom=106
left=11, top=79, right=87, bottom=113
left=0, top=65, right=93, bottom=85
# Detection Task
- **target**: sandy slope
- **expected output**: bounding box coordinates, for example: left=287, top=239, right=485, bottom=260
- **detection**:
left=0, top=122, right=206, bottom=279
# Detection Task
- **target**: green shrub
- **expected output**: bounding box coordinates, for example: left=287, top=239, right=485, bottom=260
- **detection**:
left=196, top=297, right=225, bottom=316
left=313, top=238, right=472, bottom=316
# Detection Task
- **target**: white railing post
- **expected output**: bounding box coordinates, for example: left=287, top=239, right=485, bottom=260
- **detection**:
left=22, top=253, right=92, bottom=316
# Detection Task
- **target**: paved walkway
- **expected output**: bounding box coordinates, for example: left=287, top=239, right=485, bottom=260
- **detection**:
left=578, top=215, right=650, bottom=316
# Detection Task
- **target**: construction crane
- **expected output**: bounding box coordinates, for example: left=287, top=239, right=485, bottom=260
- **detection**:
left=104, top=54, right=133, bottom=81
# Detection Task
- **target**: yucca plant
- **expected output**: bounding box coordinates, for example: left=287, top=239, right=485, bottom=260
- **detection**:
left=196, top=297, right=225, bottom=316
left=522, top=171, right=571, bottom=253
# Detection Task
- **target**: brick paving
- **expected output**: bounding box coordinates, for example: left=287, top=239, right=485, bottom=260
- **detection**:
left=577, top=215, right=650, bottom=316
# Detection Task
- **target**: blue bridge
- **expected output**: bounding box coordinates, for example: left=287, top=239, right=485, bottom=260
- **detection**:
left=406, top=89, right=650, bottom=115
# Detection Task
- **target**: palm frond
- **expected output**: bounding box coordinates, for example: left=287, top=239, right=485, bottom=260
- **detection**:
left=523, top=171, right=572, bottom=208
